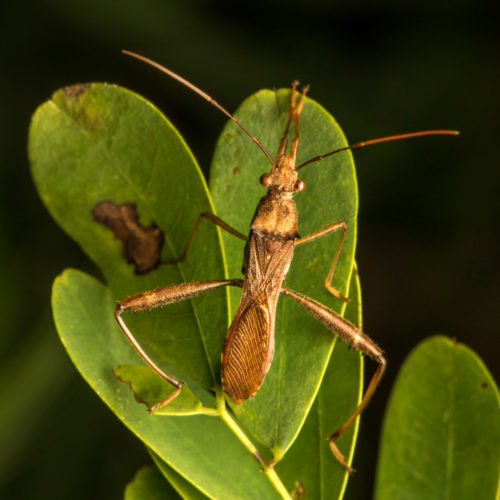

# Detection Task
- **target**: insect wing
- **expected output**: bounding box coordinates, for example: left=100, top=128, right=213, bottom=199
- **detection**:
left=221, top=297, right=275, bottom=403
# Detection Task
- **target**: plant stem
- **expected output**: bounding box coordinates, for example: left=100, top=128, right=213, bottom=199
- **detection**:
left=216, top=392, right=292, bottom=499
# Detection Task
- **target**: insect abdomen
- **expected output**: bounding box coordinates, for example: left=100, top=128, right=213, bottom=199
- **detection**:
left=221, top=304, right=274, bottom=403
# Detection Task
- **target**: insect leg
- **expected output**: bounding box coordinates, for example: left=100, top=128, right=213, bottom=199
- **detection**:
left=295, top=221, right=349, bottom=302
left=275, top=81, right=309, bottom=160
left=115, top=279, right=243, bottom=410
left=165, top=212, right=247, bottom=264
left=275, top=80, right=297, bottom=157
left=280, top=285, right=386, bottom=472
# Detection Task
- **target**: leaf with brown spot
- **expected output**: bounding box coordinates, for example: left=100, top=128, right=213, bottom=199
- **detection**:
left=30, top=82, right=362, bottom=498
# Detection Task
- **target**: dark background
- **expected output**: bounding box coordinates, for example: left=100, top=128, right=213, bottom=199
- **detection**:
left=1, top=1, right=498, bottom=498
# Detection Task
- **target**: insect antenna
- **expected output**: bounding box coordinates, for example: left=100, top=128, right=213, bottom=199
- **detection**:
left=122, top=50, right=274, bottom=165
left=297, top=129, right=459, bottom=170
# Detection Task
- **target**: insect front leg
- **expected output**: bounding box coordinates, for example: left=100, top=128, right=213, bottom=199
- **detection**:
left=280, top=286, right=386, bottom=473
left=296, top=220, right=349, bottom=302
left=165, top=212, right=247, bottom=264
left=115, top=279, right=242, bottom=411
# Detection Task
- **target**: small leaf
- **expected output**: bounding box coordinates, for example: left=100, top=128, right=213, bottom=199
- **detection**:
left=210, top=89, right=358, bottom=457
left=125, top=464, right=180, bottom=500
left=375, top=336, right=500, bottom=500
left=113, top=364, right=205, bottom=415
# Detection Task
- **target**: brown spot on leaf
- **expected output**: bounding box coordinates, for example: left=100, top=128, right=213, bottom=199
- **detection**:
left=62, top=83, right=91, bottom=98
left=481, top=381, right=488, bottom=389
left=231, top=166, right=241, bottom=176
left=92, top=200, right=164, bottom=274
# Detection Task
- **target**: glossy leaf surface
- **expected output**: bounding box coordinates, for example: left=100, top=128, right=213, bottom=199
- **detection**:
left=29, top=82, right=362, bottom=498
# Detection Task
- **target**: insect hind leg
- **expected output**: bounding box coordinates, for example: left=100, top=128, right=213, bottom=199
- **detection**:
left=114, top=279, right=243, bottom=411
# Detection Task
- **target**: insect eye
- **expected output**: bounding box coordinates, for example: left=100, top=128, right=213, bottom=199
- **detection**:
left=260, top=173, right=272, bottom=187
left=294, top=179, right=305, bottom=192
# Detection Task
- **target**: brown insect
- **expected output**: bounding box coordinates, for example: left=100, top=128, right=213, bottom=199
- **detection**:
left=114, top=50, right=458, bottom=471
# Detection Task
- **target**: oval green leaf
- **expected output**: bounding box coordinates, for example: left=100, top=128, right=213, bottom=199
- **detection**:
left=375, top=335, right=500, bottom=500
left=210, top=89, right=358, bottom=457
left=29, top=83, right=227, bottom=391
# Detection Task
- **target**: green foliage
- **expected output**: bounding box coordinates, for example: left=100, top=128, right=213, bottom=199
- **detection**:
left=375, top=336, right=500, bottom=500
left=29, top=83, right=360, bottom=498
left=28, top=82, right=498, bottom=499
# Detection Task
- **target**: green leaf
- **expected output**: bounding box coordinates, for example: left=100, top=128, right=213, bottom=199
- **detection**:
left=29, top=83, right=227, bottom=391
left=375, top=336, right=500, bottom=500
left=276, top=267, right=363, bottom=498
left=210, top=89, right=358, bottom=457
left=125, top=464, right=180, bottom=500
left=52, top=269, right=279, bottom=499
